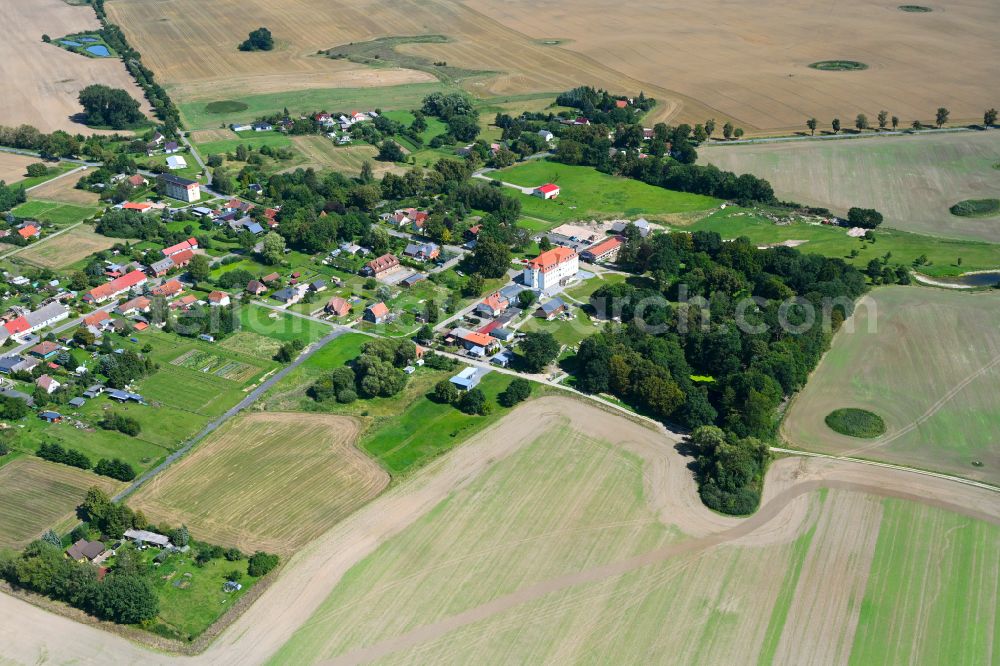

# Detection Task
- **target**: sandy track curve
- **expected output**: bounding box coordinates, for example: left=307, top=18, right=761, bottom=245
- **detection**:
left=1, top=397, right=997, bottom=665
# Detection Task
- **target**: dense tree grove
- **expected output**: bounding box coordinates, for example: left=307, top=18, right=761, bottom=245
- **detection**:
left=0, top=180, right=27, bottom=212
left=93, top=458, right=137, bottom=481
left=847, top=207, right=884, bottom=229
left=572, top=229, right=867, bottom=511
left=310, top=339, right=416, bottom=402
left=77, top=85, right=145, bottom=130
left=98, top=350, right=155, bottom=388
left=0, top=540, right=159, bottom=625
left=556, top=86, right=656, bottom=125
left=689, top=426, right=771, bottom=515
left=95, top=208, right=162, bottom=239
left=98, top=412, right=142, bottom=436
left=38, top=442, right=92, bottom=470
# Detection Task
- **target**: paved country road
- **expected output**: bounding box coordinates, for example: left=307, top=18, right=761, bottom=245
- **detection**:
left=114, top=328, right=348, bottom=501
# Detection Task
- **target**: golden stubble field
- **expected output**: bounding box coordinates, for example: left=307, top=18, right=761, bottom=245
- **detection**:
left=106, top=0, right=998, bottom=132
left=2, top=0, right=151, bottom=133
left=130, top=412, right=389, bottom=555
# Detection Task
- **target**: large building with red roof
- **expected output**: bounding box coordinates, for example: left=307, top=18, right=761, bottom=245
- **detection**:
left=84, top=270, right=147, bottom=304
left=522, top=246, right=578, bottom=291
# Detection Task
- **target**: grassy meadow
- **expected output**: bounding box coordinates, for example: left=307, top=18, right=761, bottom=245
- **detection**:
left=489, top=161, right=720, bottom=224
left=782, top=286, right=1000, bottom=484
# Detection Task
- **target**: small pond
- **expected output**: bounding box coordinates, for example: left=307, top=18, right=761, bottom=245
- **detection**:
left=79, top=36, right=99, bottom=43
left=924, top=271, right=1000, bottom=288
left=60, top=40, right=82, bottom=47
left=85, top=44, right=112, bottom=57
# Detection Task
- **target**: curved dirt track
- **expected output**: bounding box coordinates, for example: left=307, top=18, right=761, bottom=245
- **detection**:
left=1, top=397, right=997, bottom=665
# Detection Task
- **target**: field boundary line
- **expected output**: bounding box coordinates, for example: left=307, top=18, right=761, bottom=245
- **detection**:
left=770, top=447, right=999, bottom=492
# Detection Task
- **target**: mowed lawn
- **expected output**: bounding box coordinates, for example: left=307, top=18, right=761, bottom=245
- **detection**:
left=700, top=131, right=1000, bottom=243
left=488, top=160, right=719, bottom=224
left=782, top=286, right=1000, bottom=484
left=687, top=206, right=1000, bottom=277
left=18, top=225, right=122, bottom=269
left=131, top=412, right=388, bottom=555
left=0, top=458, right=121, bottom=549
left=11, top=200, right=102, bottom=225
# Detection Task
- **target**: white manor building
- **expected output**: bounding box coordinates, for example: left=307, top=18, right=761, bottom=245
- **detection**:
left=522, top=246, right=579, bottom=291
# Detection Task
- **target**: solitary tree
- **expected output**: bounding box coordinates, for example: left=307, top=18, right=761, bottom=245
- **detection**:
left=985, top=108, right=998, bottom=128
left=238, top=27, right=274, bottom=52
left=806, top=118, right=817, bottom=135
left=831, top=118, right=841, bottom=134
left=877, top=110, right=888, bottom=130
left=704, top=118, right=716, bottom=138
left=187, top=253, right=210, bottom=283
left=359, top=160, right=373, bottom=183
left=855, top=114, right=868, bottom=131
left=260, top=231, right=286, bottom=264
left=733, top=128, right=744, bottom=139
left=935, top=107, right=949, bottom=128
left=722, top=122, right=734, bottom=140
left=912, top=119, right=922, bottom=130
left=891, top=115, right=899, bottom=130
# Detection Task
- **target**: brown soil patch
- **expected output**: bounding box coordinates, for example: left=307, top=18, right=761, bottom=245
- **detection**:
left=18, top=225, right=121, bottom=269
left=27, top=172, right=101, bottom=206
left=0, top=153, right=38, bottom=184
left=1, top=0, right=152, bottom=133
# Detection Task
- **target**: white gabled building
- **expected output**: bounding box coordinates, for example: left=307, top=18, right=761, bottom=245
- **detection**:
left=522, top=246, right=579, bottom=291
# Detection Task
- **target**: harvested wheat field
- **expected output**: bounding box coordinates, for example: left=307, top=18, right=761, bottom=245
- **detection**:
left=1, top=0, right=151, bottom=133
left=26, top=171, right=101, bottom=206
left=289, top=136, right=406, bottom=176
left=105, top=0, right=712, bottom=126
left=783, top=286, right=1000, bottom=485
left=0, top=153, right=38, bottom=185
left=0, top=457, right=121, bottom=550
left=1, top=397, right=998, bottom=664
left=130, top=412, right=388, bottom=555
left=18, top=226, right=122, bottom=269
left=701, top=131, right=1000, bottom=242
left=104, top=0, right=436, bottom=103
left=466, top=0, right=1000, bottom=132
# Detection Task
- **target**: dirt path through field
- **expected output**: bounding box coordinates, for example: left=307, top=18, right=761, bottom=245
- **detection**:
left=1, top=397, right=998, bottom=664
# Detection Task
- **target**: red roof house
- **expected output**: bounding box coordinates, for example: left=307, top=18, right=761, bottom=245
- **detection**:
left=162, top=237, right=198, bottom=257
left=84, top=270, right=147, bottom=303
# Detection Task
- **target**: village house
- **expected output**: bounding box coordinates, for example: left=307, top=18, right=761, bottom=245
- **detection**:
left=17, top=223, right=41, bottom=240
left=123, top=529, right=171, bottom=548
left=82, top=310, right=111, bottom=331
left=39, top=410, right=62, bottom=423
left=116, top=296, right=151, bottom=316
left=170, top=294, right=197, bottom=310
left=165, top=155, right=187, bottom=170
left=403, top=242, right=440, bottom=261
left=449, top=327, right=500, bottom=356
left=522, top=246, right=579, bottom=291
left=127, top=174, right=148, bottom=188
left=364, top=302, right=390, bottom=324
left=325, top=296, right=351, bottom=317
left=0, top=302, right=70, bottom=344
left=0, top=356, right=38, bottom=375
left=538, top=129, right=554, bottom=143
left=29, top=341, right=61, bottom=360
left=534, top=183, right=560, bottom=200
left=207, top=291, right=230, bottom=307
left=151, top=278, right=183, bottom=298
left=246, top=279, right=267, bottom=296
left=36, top=374, right=60, bottom=394
left=537, top=297, right=569, bottom=320
left=149, top=257, right=175, bottom=277
left=122, top=202, right=154, bottom=214
left=162, top=237, right=198, bottom=257
left=363, top=253, right=402, bottom=279
left=66, top=539, right=105, bottom=563
left=450, top=366, right=490, bottom=391
left=476, top=291, right=509, bottom=318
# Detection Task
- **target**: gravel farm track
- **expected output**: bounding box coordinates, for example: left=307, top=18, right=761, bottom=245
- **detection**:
left=0, top=396, right=996, bottom=664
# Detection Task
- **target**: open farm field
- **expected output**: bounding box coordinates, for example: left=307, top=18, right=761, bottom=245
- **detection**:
left=489, top=161, right=719, bottom=223
left=783, top=286, right=1000, bottom=485
left=0, top=457, right=121, bottom=550
left=289, top=137, right=405, bottom=176
left=17, top=225, right=121, bottom=269
left=1, top=0, right=151, bottom=133
left=25, top=171, right=100, bottom=207
left=267, top=398, right=1000, bottom=665
left=685, top=206, right=1000, bottom=278
left=1, top=397, right=999, bottom=663
left=701, top=132, right=1000, bottom=242
left=106, top=0, right=715, bottom=128
left=465, top=0, right=1000, bottom=132
left=105, top=0, right=437, bottom=113
left=131, top=412, right=388, bottom=555
left=0, top=153, right=39, bottom=185
left=11, top=200, right=102, bottom=226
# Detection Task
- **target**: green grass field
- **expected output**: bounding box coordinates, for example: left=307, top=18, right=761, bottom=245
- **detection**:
left=782, top=286, right=1000, bottom=484
left=488, top=161, right=720, bottom=224
left=687, top=207, right=1000, bottom=277
left=192, top=131, right=294, bottom=157
left=270, top=424, right=998, bottom=665
left=178, top=83, right=448, bottom=129
left=239, top=304, right=330, bottom=345
left=11, top=163, right=76, bottom=189
left=850, top=499, right=1000, bottom=665
left=11, top=200, right=101, bottom=225
left=699, top=131, right=1000, bottom=243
